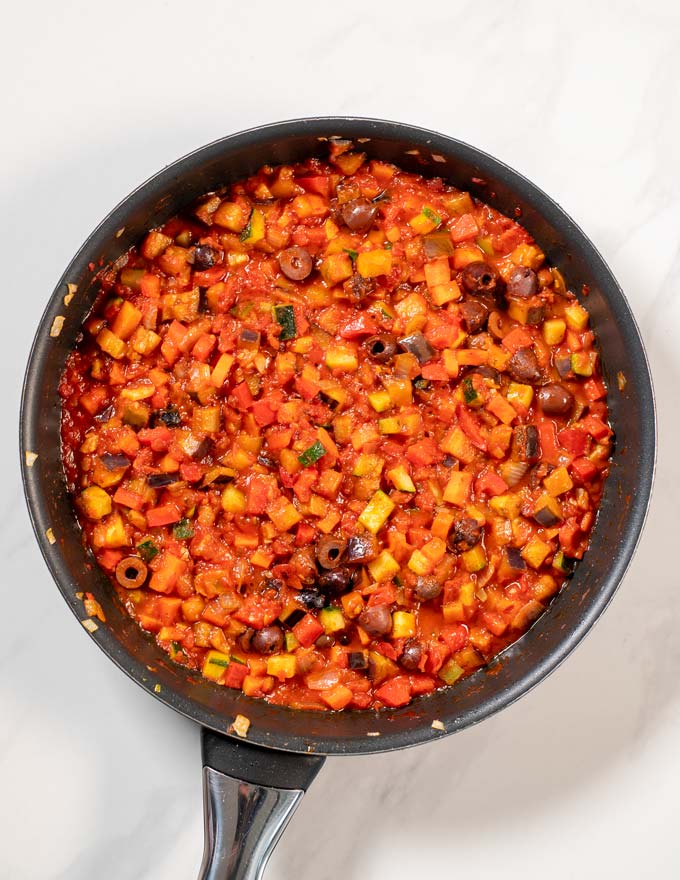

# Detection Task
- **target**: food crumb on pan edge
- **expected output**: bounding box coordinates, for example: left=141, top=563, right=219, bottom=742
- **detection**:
left=230, top=714, right=251, bottom=737
left=50, top=315, right=65, bottom=337
left=81, top=618, right=98, bottom=633
left=431, top=719, right=446, bottom=731
left=46, top=528, right=56, bottom=544
left=154, top=684, right=161, bottom=693
left=25, top=451, right=38, bottom=467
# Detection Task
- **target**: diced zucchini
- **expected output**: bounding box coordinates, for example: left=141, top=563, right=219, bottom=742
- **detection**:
left=319, top=607, right=346, bottom=634
left=462, top=544, right=487, bottom=573
left=137, top=539, right=159, bottom=562
left=386, top=464, right=416, bottom=493
left=571, top=351, right=596, bottom=377
left=553, top=550, right=576, bottom=575
left=240, top=208, right=265, bottom=244
left=356, top=249, right=392, bottom=278
left=326, top=343, right=358, bottom=372
left=172, top=518, right=194, bottom=540
left=439, top=659, right=465, bottom=685
left=298, top=440, right=327, bottom=467
left=202, top=650, right=230, bottom=682
left=462, top=377, right=483, bottom=408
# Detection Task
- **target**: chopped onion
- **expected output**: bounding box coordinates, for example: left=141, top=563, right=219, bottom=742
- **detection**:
left=306, top=668, right=341, bottom=691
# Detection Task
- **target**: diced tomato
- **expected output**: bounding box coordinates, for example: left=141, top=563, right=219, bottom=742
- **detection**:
left=246, top=476, right=274, bottom=515
left=292, top=614, right=324, bottom=647
left=537, top=421, right=563, bottom=466
left=440, top=624, right=468, bottom=654
left=449, top=213, right=479, bottom=243
left=223, top=662, right=249, bottom=690
left=296, top=175, right=331, bottom=197
left=191, top=333, right=217, bottom=362
left=138, top=426, right=173, bottom=452
left=112, top=487, right=145, bottom=511
left=579, top=415, right=613, bottom=441
left=375, top=676, right=412, bottom=707
left=232, top=382, right=254, bottom=411
left=409, top=673, right=436, bottom=695
left=235, top=597, right=283, bottom=629
left=339, top=314, right=379, bottom=338
left=373, top=641, right=398, bottom=661
left=179, top=461, right=203, bottom=482
left=425, top=642, right=449, bottom=674
left=421, top=362, right=450, bottom=382
left=502, top=327, right=533, bottom=353
left=406, top=438, right=443, bottom=466
left=558, top=522, right=581, bottom=556
left=252, top=400, right=278, bottom=425
left=558, top=427, right=588, bottom=456
left=583, top=378, right=607, bottom=401
left=293, top=376, right=320, bottom=401
left=295, top=521, right=316, bottom=546
left=97, top=548, right=125, bottom=571
left=475, top=468, right=508, bottom=497
left=570, top=456, right=599, bottom=484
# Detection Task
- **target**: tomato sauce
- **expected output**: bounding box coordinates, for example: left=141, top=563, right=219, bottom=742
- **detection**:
left=59, top=140, right=611, bottom=711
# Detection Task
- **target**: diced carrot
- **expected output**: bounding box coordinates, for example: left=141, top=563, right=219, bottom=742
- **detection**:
left=223, top=662, right=249, bottom=689
left=501, top=327, right=533, bottom=353
left=146, top=505, right=182, bottom=527
left=570, top=457, right=598, bottom=484
left=475, top=468, right=509, bottom=497
left=449, top=213, right=479, bottom=243
left=293, top=614, right=324, bottom=647
left=112, top=487, right=145, bottom=511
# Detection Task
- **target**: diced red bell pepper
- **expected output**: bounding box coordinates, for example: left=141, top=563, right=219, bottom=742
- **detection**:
left=112, top=487, right=145, bottom=511
left=367, top=585, right=397, bottom=607
left=373, top=641, right=398, bottom=661
left=558, top=522, right=581, bottom=556
left=449, top=213, right=479, bottom=243
left=339, top=314, right=379, bottom=338
left=193, top=266, right=227, bottom=287
left=583, top=378, right=607, bottom=401
left=293, top=376, right=320, bottom=401
left=232, top=382, right=254, bottom=411
left=223, top=662, right=249, bottom=690
left=570, top=456, right=599, bottom=484
left=295, top=521, right=316, bottom=546
left=375, top=676, right=412, bottom=708
left=79, top=386, right=109, bottom=416
left=179, top=461, right=203, bottom=482
left=457, top=405, right=487, bottom=451
left=201, top=597, right=234, bottom=626
left=252, top=399, right=277, bottom=426
left=234, top=597, right=283, bottom=629
left=579, top=415, right=613, bottom=442
left=191, top=333, right=217, bottom=362
left=97, top=548, right=125, bottom=571
left=502, top=327, right=534, bottom=353
left=146, top=504, right=182, bottom=527
left=537, top=421, right=563, bottom=466
left=406, top=438, right=443, bottom=466
left=292, top=614, right=324, bottom=647
left=425, top=641, right=449, bottom=674
left=296, top=175, right=330, bottom=197
left=475, top=468, right=509, bottom=497
left=440, top=623, right=469, bottom=654
left=138, top=425, right=173, bottom=452
left=421, top=362, right=450, bottom=382
left=558, top=427, right=588, bottom=456
left=293, top=469, right=317, bottom=503
left=246, top=476, right=274, bottom=514
left=409, top=673, right=436, bottom=695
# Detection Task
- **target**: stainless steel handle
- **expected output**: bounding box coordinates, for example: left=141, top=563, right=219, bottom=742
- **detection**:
left=198, top=767, right=303, bottom=880
left=197, top=728, right=325, bottom=880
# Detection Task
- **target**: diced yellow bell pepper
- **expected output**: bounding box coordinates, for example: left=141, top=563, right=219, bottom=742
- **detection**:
left=542, top=318, right=566, bottom=345
left=442, top=471, right=473, bottom=507
left=543, top=466, right=574, bottom=497
left=221, top=485, right=246, bottom=514
left=408, top=549, right=433, bottom=576
left=368, top=390, right=392, bottom=413
left=521, top=537, right=552, bottom=569
left=211, top=353, right=234, bottom=387
left=326, top=343, right=358, bottom=372
left=391, top=611, right=416, bottom=639
left=78, top=486, right=112, bottom=520
left=192, top=406, right=221, bottom=433
left=267, top=654, right=297, bottom=680
left=356, top=249, right=392, bottom=278
left=96, top=328, right=126, bottom=359
left=359, top=490, right=395, bottom=534
left=564, top=302, right=589, bottom=332
left=510, top=243, right=545, bottom=270
left=430, top=282, right=462, bottom=306
left=352, top=454, right=384, bottom=477
left=268, top=497, right=302, bottom=532
left=320, top=252, right=353, bottom=286
left=367, top=549, right=401, bottom=582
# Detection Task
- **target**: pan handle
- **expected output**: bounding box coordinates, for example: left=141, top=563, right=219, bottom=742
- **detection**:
left=198, top=728, right=325, bottom=880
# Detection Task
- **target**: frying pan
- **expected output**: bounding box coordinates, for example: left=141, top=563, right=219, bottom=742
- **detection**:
left=20, top=118, right=655, bottom=879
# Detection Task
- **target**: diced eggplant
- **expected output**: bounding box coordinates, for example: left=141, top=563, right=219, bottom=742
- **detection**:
left=348, top=651, right=369, bottom=670
left=152, top=405, right=182, bottom=428
left=318, top=390, right=340, bottom=410
left=398, top=332, right=435, bottom=364
left=506, top=547, right=527, bottom=571
left=279, top=608, right=306, bottom=628
left=100, top=453, right=130, bottom=471
left=346, top=534, right=379, bottom=563
left=534, top=503, right=561, bottom=528
left=298, top=589, right=326, bottom=610
left=147, top=472, right=181, bottom=488
left=513, top=425, right=540, bottom=462
left=555, top=356, right=573, bottom=379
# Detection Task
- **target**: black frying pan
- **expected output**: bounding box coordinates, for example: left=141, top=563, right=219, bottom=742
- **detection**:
left=20, top=118, right=655, bottom=879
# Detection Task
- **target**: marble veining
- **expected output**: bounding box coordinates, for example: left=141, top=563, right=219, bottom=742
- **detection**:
left=2, top=0, right=679, bottom=877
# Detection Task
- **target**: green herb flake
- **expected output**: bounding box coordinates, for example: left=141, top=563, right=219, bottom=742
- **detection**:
left=137, top=539, right=159, bottom=562
left=298, top=440, right=327, bottom=467
left=171, top=641, right=182, bottom=654
left=343, top=248, right=358, bottom=263
left=462, top=377, right=478, bottom=404
left=239, top=209, right=254, bottom=242
left=383, top=242, right=393, bottom=250
left=393, top=575, right=403, bottom=587
left=422, top=207, right=442, bottom=227
left=173, top=518, right=194, bottom=540
left=274, top=304, right=297, bottom=341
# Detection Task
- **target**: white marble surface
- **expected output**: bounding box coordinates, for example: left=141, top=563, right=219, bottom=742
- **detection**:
left=2, top=0, right=680, bottom=877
